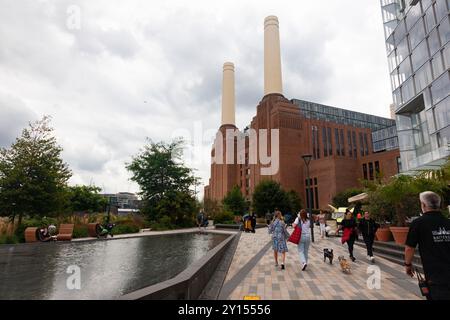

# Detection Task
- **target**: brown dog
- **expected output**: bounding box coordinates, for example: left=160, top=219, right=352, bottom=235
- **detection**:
left=338, top=256, right=351, bottom=274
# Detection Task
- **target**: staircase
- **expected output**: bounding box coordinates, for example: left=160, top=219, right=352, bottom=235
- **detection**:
left=355, top=239, right=424, bottom=273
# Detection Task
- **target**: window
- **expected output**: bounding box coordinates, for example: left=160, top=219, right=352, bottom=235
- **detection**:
left=434, top=96, right=450, bottom=130
left=352, top=131, right=357, bottom=158
left=348, top=131, right=353, bottom=157
left=359, top=132, right=364, bottom=157
left=411, top=40, right=429, bottom=72
left=424, top=5, right=436, bottom=34
left=409, top=19, right=426, bottom=49
left=402, top=77, right=416, bottom=104
left=312, top=126, right=317, bottom=159
left=431, top=52, right=444, bottom=79
left=327, top=127, right=332, bottom=156
left=406, top=3, right=422, bottom=30
left=435, top=0, right=448, bottom=23
left=314, top=187, right=319, bottom=210
left=431, top=72, right=450, bottom=105
left=428, top=28, right=441, bottom=57
left=340, top=129, right=345, bottom=156
left=322, top=127, right=328, bottom=157
left=415, top=62, right=432, bottom=92
left=369, top=162, right=374, bottom=180
left=363, top=164, right=368, bottom=180
left=364, top=133, right=369, bottom=155
left=397, top=36, right=410, bottom=64
left=335, top=128, right=340, bottom=156
left=375, top=161, right=381, bottom=178
left=440, top=16, right=450, bottom=45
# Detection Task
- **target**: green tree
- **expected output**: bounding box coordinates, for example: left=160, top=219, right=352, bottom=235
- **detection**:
left=203, top=198, right=221, bottom=219
left=0, top=116, right=71, bottom=226
left=126, top=139, right=199, bottom=225
left=252, top=180, right=290, bottom=217
left=222, top=185, right=247, bottom=216
left=67, top=185, right=108, bottom=213
left=287, top=190, right=303, bottom=214
left=332, top=188, right=364, bottom=208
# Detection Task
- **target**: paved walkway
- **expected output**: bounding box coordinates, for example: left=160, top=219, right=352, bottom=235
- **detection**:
left=220, top=227, right=423, bottom=300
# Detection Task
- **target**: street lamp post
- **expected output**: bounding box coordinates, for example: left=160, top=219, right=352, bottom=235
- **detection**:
left=302, top=154, right=314, bottom=243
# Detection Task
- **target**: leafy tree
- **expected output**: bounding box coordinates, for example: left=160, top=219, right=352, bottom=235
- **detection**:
left=203, top=198, right=221, bottom=219
left=0, top=116, right=71, bottom=226
left=252, top=180, right=290, bottom=217
left=222, top=185, right=247, bottom=216
left=126, top=139, right=199, bottom=225
left=67, top=185, right=108, bottom=213
left=286, top=190, right=303, bottom=214
left=332, top=188, right=364, bottom=208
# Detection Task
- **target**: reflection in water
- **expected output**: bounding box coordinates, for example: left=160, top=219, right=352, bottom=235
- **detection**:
left=0, top=232, right=228, bottom=300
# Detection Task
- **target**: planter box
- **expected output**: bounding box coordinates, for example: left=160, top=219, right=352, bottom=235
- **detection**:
left=375, top=227, right=392, bottom=242
left=390, top=227, right=410, bottom=245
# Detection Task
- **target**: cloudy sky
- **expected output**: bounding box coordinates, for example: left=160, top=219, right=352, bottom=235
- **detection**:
left=0, top=0, right=393, bottom=198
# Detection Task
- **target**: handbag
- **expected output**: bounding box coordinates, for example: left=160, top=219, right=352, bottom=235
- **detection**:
left=288, top=225, right=302, bottom=244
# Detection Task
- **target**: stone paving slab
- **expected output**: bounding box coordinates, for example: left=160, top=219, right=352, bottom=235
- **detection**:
left=221, top=227, right=423, bottom=300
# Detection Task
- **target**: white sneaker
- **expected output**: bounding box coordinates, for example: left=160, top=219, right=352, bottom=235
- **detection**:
left=366, top=255, right=371, bottom=261
left=370, top=256, right=375, bottom=262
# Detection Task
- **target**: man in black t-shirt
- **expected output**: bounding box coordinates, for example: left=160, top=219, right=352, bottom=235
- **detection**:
left=405, top=191, right=450, bottom=300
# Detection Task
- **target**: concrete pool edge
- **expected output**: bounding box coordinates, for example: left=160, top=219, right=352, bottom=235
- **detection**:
left=0, top=227, right=235, bottom=249
left=119, top=232, right=239, bottom=300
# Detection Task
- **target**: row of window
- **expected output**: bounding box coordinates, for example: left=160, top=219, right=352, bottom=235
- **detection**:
left=305, top=177, right=319, bottom=210
left=311, top=126, right=371, bottom=159
left=362, top=161, right=381, bottom=180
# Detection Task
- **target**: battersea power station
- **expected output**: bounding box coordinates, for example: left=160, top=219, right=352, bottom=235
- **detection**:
left=204, top=16, right=401, bottom=211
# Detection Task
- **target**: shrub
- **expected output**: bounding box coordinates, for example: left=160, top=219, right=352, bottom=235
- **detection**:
left=214, top=210, right=235, bottom=224
left=112, top=224, right=140, bottom=235
left=0, top=234, right=19, bottom=244
left=72, top=224, right=89, bottom=238
left=149, top=216, right=175, bottom=231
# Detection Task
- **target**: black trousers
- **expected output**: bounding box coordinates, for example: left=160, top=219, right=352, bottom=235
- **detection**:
left=363, top=235, right=375, bottom=257
left=428, top=284, right=450, bottom=300
left=347, top=236, right=356, bottom=258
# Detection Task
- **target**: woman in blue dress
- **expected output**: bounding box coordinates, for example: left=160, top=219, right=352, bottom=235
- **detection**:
left=269, top=211, right=289, bottom=270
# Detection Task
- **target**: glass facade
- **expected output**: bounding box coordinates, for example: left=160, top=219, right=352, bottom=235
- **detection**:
left=292, top=99, right=396, bottom=131
left=372, top=125, right=400, bottom=152
left=380, top=0, right=450, bottom=171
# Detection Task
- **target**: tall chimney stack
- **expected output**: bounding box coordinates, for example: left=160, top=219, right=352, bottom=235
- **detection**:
left=264, top=15, right=283, bottom=96
left=221, top=62, right=235, bottom=126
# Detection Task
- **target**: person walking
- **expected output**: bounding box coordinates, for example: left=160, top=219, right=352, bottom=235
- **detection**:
left=268, top=210, right=289, bottom=270
left=197, top=210, right=205, bottom=232
left=338, top=209, right=358, bottom=262
left=250, top=213, right=257, bottom=233
left=293, top=209, right=311, bottom=271
left=318, top=210, right=326, bottom=239
left=358, top=211, right=379, bottom=262
left=404, top=191, right=450, bottom=300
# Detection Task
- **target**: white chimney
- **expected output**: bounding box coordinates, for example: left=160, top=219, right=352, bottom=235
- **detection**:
left=264, top=15, right=283, bottom=96
left=221, top=62, right=235, bottom=126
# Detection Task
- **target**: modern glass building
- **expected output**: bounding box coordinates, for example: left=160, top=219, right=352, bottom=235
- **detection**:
left=291, top=99, right=396, bottom=130
left=380, top=0, right=450, bottom=172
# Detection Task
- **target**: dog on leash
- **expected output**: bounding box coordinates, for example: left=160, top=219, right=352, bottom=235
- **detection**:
left=338, top=256, right=351, bottom=274
left=323, top=248, right=334, bottom=264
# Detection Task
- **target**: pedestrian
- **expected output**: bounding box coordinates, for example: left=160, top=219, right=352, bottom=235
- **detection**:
left=338, top=209, right=358, bottom=262
left=358, top=211, right=379, bottom=262
left=404, top=191, right=450, bottom=300
left=197, top=210, right=205, bottom=232
left=318, top=210, right=326, bottom=239
left=251, top=213, right=256, bottom=233
left=268, top=210, right=289, bottom=270
left=293, top=209, right=311, bottom=271
left=265, top=211, right=272, bottom=226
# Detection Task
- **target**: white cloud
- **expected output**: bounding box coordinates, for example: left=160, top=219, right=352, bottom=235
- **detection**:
left=0, top=0, right=393, bottom=197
